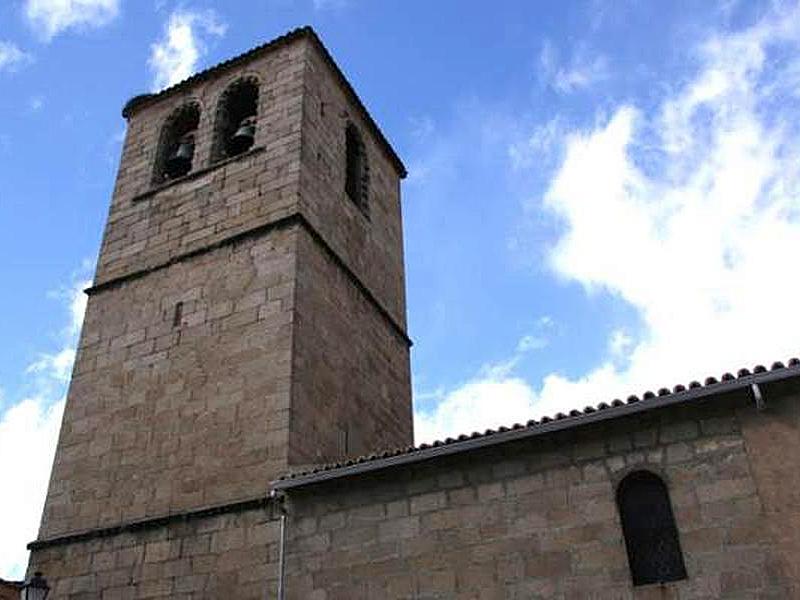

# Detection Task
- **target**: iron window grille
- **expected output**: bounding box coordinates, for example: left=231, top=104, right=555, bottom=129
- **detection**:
left=616, top=470, right=687, bottom=586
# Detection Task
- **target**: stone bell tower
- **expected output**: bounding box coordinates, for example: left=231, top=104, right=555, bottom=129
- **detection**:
left=27, top=27, right=412, bottom=597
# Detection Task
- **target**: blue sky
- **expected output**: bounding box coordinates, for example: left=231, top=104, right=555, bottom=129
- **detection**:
left=3, top=0, right=800, bottom=578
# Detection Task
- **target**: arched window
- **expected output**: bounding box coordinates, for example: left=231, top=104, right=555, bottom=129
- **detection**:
left=617, top=471, right=687, bottom=586
left=211, top=77, right=259, bottom=163
left=345, top=123, right=368, bottom=212
left=152, top=103, right=200, bottom=184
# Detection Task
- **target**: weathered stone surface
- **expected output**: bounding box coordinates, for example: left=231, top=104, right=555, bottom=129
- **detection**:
left=27, top=26, right=800, bottom=600
left=282, top=393, right=800, bottom=599
left=30, top=29, right=412, bottom=598
left=32, top=507, right=279, bottom=599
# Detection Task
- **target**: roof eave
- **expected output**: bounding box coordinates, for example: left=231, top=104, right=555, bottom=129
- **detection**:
left=271, top=365, right=800, bottom=491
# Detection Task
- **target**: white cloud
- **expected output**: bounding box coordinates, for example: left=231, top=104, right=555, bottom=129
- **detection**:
left=27, top=348, right=76, bottom=382
left=416, top=320, right=553, bottom=443
left=554, top=55, right=610, bottom=94
left=416, top=377, right=538, bottom=444
left=0, top=398, right=65, bottom=579
left=29, top=96, right=45, bottom=112
left=0, top=41, right=32, bottom=72
left=313, top=0, right=350, bottom=9
left=148, top=9, right=227, bottom=91
left=0, top=276, right=88, bottom=580
left=508, top=116, right=566, bottom=170
left=517, top=334, right=548, bottom=353
left=539, top=40, right=610, bottom=94
left=415, top=2, right=800, bottom=441
left=608, top=329, right=633, bottom=358
left=24, top=0, right=120, bottom=41
left=408, top=115, right=435, bottom=142
left=515, top=316, right=554, bottom=354
left=535, top=2, right=800, bottom=409
left=66, top=278, right=89, bottom=335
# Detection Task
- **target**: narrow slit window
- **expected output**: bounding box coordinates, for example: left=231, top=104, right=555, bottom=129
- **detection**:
left=345, top=123, right=368, bottom=212
left=172, top=302, right=184, bottom=328
left=211, top=78, right=259, bottom=163
left=617, top=471, right=687, bottom=586
left=153, top=103, right=200, bottom=185
left=338, top=425, right=350, bottom=457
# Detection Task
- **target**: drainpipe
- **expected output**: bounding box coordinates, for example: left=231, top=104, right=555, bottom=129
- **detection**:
left=270, top=490, right=287, bottom=600
left=751, top=382, right=765, bottom=411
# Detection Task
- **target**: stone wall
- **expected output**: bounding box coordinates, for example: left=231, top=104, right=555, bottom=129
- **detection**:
left=282, top=387, right=800, bottom=599
left=739, top=379, right=800, bottom=595
left=298, top=40, right=407, bottom=329
left=0, top=580, right=21, bottom=600
left=95, top=39, right=306, bottom=286
left=29, top=504, right=281, bottom=599
left=38, top=30, right=413, bottom=542
left=289, top=224, right=413, bottom=467
left=40, top=228, right=298, bottom=538
left=31, top=28, right=418, bottom=596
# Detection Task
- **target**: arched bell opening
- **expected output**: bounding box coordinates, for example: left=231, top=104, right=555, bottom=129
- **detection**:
left=152, top=103, right=201, bottom=184
left=211, top=78, right=259, bottom=163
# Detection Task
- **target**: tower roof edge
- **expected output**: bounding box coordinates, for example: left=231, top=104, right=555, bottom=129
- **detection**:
left=121, top=26, right=408, bottom=178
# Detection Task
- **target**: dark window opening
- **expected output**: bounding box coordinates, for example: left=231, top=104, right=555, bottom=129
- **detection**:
left=153, top=103, right=200, bottom=185
left=617, top=471, right=687, bottom=586
left=345, top=123, right=368, bottom=212
left=172, top=301, right=183, bottom=328
left=212, top=78, right=259, bottom=163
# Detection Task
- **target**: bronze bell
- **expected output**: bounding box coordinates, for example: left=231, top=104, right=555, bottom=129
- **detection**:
left=165, top=133, right=195, bottom=179
left=228, top=116, right=256, bottom=156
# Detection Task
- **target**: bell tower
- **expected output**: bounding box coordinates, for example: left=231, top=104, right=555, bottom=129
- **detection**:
left=27, top=27, right=412, bottom=597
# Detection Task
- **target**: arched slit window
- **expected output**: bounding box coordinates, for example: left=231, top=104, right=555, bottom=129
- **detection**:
left=617, top=471, right=687, bottom=586
left=153, top=103, right=200, bottom=184
left=345, top=123, right=368, bottom=212
left=211, top=77, right=259, bottom=163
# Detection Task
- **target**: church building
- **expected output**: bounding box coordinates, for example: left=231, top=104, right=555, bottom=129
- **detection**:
left=26, top=27, right=800, bottom=599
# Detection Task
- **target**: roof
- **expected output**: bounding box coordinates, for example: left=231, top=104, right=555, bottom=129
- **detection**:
left=121, top=26, right=407, bottom=178
left=272, top=357, right=800, bottom=491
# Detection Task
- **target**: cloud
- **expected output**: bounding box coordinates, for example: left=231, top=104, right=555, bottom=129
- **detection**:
left=539, top=39, right=610, bottom=94
left=416, top=320, right=553, bottom=443
left=29, top=96, right=45, bottom=112
left=0, top=275, right=89, bottom=580
left=0, top=398, right=65, bottom=579
left=26, top=348, right=76, bottom=382
left=415, top=2, right=800, bottom=441
left=511, top=317, right=553, bottom=360
left=508, top=116, right=567, bottom=170
left=313, top=0, right=350, bottom=9
left=0, top=41, right=33, bottom=72
left=24, top=0, right=120, bottom=41
left=416, top=377, right=538, bottom=444
left=408, top=115, right=435, bottom=142
left=534, top=1, right=800, bottom=410
left=554, top=55, right=610, bottom=94
left=517, top=334, right=548, bottom=353
left=148, top=9, right=227, bottom=91
left=608, top=329, right=634, bottom=358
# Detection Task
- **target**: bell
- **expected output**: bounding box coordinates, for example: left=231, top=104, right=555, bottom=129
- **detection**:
left=164, top=134, right=195, bottom=179
left=228, top=116, right=256, bottom=156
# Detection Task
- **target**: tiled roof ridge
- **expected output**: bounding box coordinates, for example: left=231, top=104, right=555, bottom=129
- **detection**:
left=121, top=26, right=407, bottom=177
left=276, top=356, right=800, bottom=484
